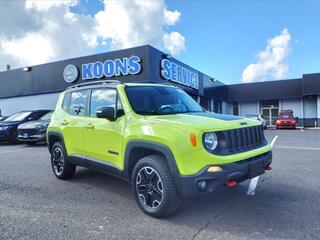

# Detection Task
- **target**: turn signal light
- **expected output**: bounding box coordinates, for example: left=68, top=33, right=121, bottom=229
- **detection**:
left=207, top=166, right=222, bottom=173
left=190, top=133, right=197, bottom=147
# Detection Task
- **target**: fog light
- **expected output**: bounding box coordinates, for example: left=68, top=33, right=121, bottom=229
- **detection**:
left=207, top=166, right=222, bottom=173
left=197, top=180, right=207, bottom=192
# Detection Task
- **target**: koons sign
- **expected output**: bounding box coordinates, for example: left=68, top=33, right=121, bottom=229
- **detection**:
left=82, top=55, right=141, bottom=80
left=161, top=59, right=199, bottom=90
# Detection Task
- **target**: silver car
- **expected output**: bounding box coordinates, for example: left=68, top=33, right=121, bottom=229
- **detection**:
left=244, top=113, right=267, bottom=129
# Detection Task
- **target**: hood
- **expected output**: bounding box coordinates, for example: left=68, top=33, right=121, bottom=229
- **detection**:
left=145, top=112, right=260, bottom=132
left=0, top=121, right=21, bottom=127
left=18, top=120, right=49, bottom=129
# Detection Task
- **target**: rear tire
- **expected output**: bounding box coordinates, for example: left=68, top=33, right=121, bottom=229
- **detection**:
left=132, top=155, right=182, bottom=218
left=50, top=142, right=75, bottom=180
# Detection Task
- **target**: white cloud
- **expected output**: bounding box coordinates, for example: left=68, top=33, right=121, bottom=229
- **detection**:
left=164, top=9, right=181, bottom=25
left=163, top=32, right=185, bottom=55
left=0, top=0, right=185, bottom=71
left=242, top=28, right=291, bottom=83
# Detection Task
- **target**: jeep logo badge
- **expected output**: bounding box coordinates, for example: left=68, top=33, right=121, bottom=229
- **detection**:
left=63, top=64, right=79, bottom=83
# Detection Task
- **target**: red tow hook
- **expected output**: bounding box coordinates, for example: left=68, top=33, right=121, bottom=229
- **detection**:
left=265, top=166, right=272, bottom=171
left=226, top=181, right=237, bottom=187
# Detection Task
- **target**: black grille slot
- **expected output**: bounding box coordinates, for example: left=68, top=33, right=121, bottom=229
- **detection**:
left=216, top=125, right=267, bottom=155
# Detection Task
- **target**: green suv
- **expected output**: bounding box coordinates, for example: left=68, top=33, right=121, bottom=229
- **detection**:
left=47, top=80, right=272, bottom=218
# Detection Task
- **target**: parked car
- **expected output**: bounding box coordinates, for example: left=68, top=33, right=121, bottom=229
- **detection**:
left=18, top=111, right=53, bottom=145
left=47, top=81, right=272, bottom=218
left=276, top=110, right=297, bottom=129
left=244, top=113, right=267, bottom=129
left=0, top=110, right=51, bottom=143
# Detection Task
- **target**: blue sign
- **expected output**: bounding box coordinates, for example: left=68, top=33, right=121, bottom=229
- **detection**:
left=160, top=59, right=199, bottom=89
left=82, top=55, right=141, bottom=80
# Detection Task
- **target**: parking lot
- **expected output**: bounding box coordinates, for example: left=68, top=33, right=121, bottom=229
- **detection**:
left=0, top=129, right=320, bottom=240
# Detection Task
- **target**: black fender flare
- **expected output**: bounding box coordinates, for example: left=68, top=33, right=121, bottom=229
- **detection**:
left=47, top=131, right=67, bottom=153
left=123, top=140, right=180, bottom=180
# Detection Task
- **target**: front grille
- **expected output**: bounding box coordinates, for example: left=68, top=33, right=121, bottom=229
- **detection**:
left=214, top=125, right=267, bottom=155
left=18, top=129, right=38, bottom=135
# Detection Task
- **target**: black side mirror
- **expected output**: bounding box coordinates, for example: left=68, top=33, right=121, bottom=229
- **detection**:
left=96, top=107, right=116, bottom=121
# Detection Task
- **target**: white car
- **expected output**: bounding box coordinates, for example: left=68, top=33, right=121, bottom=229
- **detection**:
left=244, top=113, right=267, bottom=129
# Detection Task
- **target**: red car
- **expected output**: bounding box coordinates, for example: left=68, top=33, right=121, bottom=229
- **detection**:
left=276, top=110, right=297, bottom=129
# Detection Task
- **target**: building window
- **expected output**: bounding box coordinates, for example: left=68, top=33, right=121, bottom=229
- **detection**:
left=214, top=100, right=222, bottom=113
left=200, top=97, right=212, bottom=111
left=233, top=102, right=239, bottom=115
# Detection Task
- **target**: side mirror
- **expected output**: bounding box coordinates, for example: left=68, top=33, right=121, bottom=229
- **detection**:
left=96, top=107, right=116, bottom=121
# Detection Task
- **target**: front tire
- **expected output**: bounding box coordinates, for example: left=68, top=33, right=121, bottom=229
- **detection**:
left=132, top=155, right=182, bottom=218
left=51, top=142, right=75, bottom=179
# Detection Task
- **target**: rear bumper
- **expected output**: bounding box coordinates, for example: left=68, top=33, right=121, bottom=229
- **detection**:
left=174, top=151, right=272, bottom=197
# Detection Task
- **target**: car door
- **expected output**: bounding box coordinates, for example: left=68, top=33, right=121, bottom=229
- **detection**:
left=83, top=88, right=126, bottom=169
left=61, top=90, right=89, bottom=157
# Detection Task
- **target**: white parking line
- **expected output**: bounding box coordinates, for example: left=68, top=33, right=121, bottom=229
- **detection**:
left=274, top=146, right=320, bottom=151
left=0, top=148, right=31, bottom=154
left=300, top=128, right=304, bottom=132
left=247, top=135, right=278, bottom=196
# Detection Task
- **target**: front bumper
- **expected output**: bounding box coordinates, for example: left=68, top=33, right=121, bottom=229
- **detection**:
left=276, top=124, right=296, bottom=129
left=0, top=130, right=10, bottom=141
left=18, top=129, right=46, bottom=142
left=174, top=151, right=272, bottom=197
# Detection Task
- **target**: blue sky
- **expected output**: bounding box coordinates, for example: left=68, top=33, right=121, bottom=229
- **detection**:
left=71, top=0, right=319, bottom=84
left=165, top=0, right=320, bottom=84
left=1, top=0, right=319, bottom=84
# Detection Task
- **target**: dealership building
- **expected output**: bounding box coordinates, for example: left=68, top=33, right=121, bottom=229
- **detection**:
left=0, top=45, right=319, bottom=127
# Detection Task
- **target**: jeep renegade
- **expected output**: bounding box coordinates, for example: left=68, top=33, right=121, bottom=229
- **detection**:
left=47, top=80, right=272, bottom=218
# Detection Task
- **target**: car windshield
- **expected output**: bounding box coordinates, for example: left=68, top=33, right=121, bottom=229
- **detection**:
left=125, top=86, right=204, bottom=115
left=279, top=114, right=294, bottom=119
left=4, top=111, right=32, bottom=122
left=40, top=112, right=52, bottom=121
left=245, top=114, right=258, bottom=118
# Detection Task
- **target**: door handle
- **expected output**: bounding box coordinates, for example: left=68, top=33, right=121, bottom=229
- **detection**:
left=85, top=123, right=94, bottom=129
left=61, top=120, right=68, bottom=126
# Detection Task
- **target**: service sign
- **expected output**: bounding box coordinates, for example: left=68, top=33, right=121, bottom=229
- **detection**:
left=82, top=55, right=142, bottom=80
left=161, top=59, right=199, bottom=90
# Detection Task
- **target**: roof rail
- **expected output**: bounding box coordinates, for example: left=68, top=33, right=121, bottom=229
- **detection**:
left=66, top=80, right=123, bottom=90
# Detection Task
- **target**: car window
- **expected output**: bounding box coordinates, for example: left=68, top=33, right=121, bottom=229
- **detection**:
left=69, top=90, right=89, bottom=116
left=125, top=86, right=203, bottom=115
left=62, top=93, right=71, bottom=112
left=90, top=88, right=117, bottom=117
left=279, top=114, right=294, bottom=119
left=4, top=111, right=32, bottom=121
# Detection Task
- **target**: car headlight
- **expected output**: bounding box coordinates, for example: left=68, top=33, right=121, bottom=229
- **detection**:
left=0, top=126, right=8, bottom=131
left=203, top=132, right=218, bottom=151
left=36, top=123, right=48, bottom=129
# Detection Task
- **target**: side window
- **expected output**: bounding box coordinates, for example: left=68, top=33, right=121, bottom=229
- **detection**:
left=90, top=88, right=116, bottom=117
left=62, top=93, right=71, bottom=112
left=69, top=90, right=88, bottom=116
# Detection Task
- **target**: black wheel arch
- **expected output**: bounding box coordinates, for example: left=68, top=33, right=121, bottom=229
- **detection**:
left=123, top=140, right=180, bottom=183
left=47, top=131, right=67, bottom=153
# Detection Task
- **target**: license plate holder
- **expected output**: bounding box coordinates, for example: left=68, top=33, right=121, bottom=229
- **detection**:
left=248, top=161, right=265, bottom=178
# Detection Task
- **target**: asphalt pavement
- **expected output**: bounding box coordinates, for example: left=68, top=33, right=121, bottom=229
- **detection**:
left=0, top=129, right=320, bottom=240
